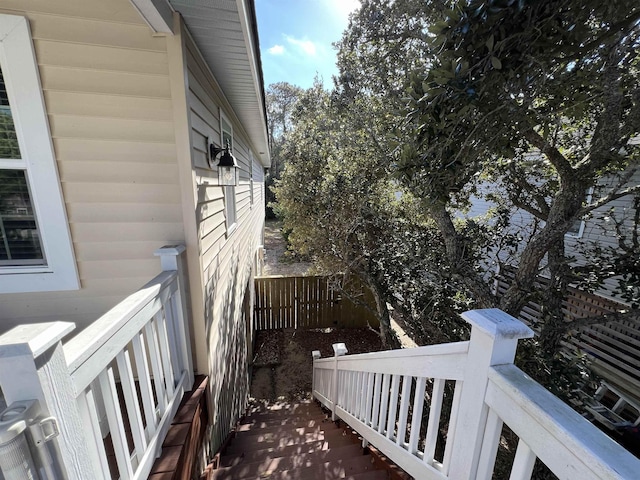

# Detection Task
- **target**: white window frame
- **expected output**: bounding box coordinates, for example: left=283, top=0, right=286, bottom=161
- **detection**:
left=249, top=150, right=254, bottom=207
left=565, top=187, right=594, bottom=239
left=220, top=110, right=237, bottom=234
left=0, top=15, right=79, bottom=293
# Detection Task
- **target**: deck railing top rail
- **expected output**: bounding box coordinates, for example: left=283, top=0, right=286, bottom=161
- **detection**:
left=312, top=308, right=640, bottom=480
left=0, top=245, right=194, bottom=480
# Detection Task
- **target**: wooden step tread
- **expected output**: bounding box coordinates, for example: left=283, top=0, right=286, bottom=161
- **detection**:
left=233, top=423, right=339, bottom=443
left=225, top=428, right=348, bottom=454
left=238, top=414, right=329, bottom=431
left=215, top=443, right=363, bottom=475
left=213, top=454, right=377, bottom=480
left=221, top=436, right=357, bottom=465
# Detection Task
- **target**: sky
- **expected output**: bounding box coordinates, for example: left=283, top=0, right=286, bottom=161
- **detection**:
left=255, top=0, right=361, bottom=90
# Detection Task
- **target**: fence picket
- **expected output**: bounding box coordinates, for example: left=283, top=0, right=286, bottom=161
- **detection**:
left=254, top=276, right=379, bottom=330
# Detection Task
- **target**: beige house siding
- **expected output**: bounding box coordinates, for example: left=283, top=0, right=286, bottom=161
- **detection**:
left=171, top=23, right=265, bottom=452
left=0, top=0, right=182, bottom=332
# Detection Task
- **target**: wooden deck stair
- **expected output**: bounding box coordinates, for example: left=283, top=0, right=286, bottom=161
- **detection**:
left=204, top=400, right=390, bottom=480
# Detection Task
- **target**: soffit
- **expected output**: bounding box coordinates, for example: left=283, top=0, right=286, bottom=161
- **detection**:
left=169, top=0, right=270, bottom=167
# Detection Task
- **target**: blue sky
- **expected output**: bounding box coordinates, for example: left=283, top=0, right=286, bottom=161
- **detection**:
left=255, top=0, right=361, bottom=89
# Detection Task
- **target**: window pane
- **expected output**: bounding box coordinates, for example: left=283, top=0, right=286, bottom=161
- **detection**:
left=0, top=68, right=21, bottom=159
left=0, top=170, right=45, bottom=265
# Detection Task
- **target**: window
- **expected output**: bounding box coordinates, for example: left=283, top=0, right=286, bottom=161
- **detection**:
left=566, top=187, right=594, bottom=239
left=0, top=15, right=78, bottom=293
left=221, top=110, right=237, bottom=232
left=249, top=150, right=254, bottom=206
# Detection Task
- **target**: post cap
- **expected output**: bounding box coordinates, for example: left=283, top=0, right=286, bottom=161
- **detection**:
left=461, top=309, right=534, bottom=340
left=332, top=343, right=348, bottom=356
left=154, top=244, right=186, bottom=256
left=312, top=350, right=321, bottom=360
left=0, top=322, right=75, bottom=358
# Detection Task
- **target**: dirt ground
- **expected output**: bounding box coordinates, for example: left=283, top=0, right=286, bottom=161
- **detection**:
left=253, top=220, right=411, bottom=400
left=250, top=328, right=384, bottom=401
left=263, top=220, right=312, bottom=276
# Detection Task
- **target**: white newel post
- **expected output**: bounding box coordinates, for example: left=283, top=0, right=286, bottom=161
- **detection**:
left=311, top=350, right=321, bottom=398
left=331, top=343, right=348, bottom=421
left=155, top=244, right=194, bottom=390
left=447, top=309, right=534, bottom=480
left=0, top=322, right=98, bottom=479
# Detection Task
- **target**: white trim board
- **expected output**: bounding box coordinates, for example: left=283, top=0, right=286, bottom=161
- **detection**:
left=0, top=14, right=79, bottom=293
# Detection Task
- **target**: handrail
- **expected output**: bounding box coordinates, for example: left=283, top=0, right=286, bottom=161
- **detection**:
left=316, top=341, right=469, bottom=380
left=312, top=308, right=640, bottom=480
left=485, top=365, right=638, bottom=479
left=64, top=270, right=178, bottom=392
left=0, top=245, right=194, bottom=480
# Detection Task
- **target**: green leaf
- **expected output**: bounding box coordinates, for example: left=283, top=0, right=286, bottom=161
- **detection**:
left=486, top=34, right=494, bottom=51
left=490, top=56, right=502, bottom=70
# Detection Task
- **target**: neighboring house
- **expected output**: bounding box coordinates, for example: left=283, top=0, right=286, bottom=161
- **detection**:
left=0, top=0, right=269, bottom=457
left=465, top=163, right=640, bottom=305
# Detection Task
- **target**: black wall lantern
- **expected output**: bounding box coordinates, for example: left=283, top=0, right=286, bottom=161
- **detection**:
left=208, top=137, right=238, bottom=186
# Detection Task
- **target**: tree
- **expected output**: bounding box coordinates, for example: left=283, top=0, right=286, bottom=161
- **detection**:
left=265, top=82, right=303, bottom=218
left=396, top=0, right=640, bottom=352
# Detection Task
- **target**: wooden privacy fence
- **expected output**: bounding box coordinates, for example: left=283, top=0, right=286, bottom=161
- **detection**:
left=496, top=264, right=640, bottom=400
left=254, top=276, right=380, bottom=330
left=495, top=264, right=627, bottom=326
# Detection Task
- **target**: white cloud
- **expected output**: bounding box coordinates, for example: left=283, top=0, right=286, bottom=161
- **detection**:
left=268, top=44, right=285, bottom=55
left=285, top=35, right=317, bottom=56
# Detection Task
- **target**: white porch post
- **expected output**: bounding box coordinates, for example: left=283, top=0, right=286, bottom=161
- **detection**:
left=0, top=322, right=98, bottom=479
left=155, top=244, right=194, bottom=390
left=311, top=350, right=321, bottom=399
left=331, top=343, right=348, bottom=421
left=447, top=309, right=534, bottom=480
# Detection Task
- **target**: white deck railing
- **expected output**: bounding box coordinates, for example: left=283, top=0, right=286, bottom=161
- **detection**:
left=312, top=309, right=640, bottom=480
left=0, top=245, right=194, bottom=480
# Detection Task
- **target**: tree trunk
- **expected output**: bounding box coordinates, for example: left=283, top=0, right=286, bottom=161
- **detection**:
left=359, top=270, right=400, bottom=349
left=500, top=180, right=587, bottom=316
left=428, top=202, right=497, bottom=308
left=538, top=239, right=570, bottom=355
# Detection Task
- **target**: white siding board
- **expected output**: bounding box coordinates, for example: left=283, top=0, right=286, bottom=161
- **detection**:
left=34, top=40, right=168, bottom=74
left=40, top=66, right=171, bottom=98
left=62, top=183, right=181, bottom=204
left=76, top=259, right=160, bottom=280
left=66, top=203, right=182, bottom=224
left=53, top=138, right=176, bottom=163
left=70, top=222, right=184, bottom=243
left=29, top=13, right=165, bottom=51
left=0, top=0, right=183, bottom=333
left=190, top=109, right=214, bottom=138
left=73, top=241, right=178, bottom=262
left=45, top=91, right=173, bottom=121
left=59, top=160, right=178, bottom=185
left=50, top=115, right=174, bottom=143
left=0, top=0, right=143, bottom=23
